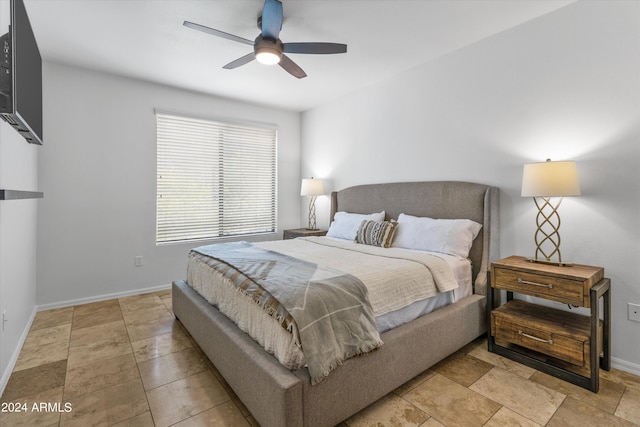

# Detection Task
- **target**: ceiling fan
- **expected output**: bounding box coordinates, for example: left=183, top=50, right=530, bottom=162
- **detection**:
left=183, top=0, right=347, bottom=79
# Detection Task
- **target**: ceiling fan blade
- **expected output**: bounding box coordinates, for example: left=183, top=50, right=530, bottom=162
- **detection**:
left=261, top=0, right=283, bottom=39
left=279, top=54, right=307, bottom=79
left=223, top=52, right=256, bottom=69
left=283, top=42, right=347, bottom=55
left=183, top=21, right=254, bottom=46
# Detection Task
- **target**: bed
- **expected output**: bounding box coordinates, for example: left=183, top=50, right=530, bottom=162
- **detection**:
left=172, top=181, right=499, bottom=427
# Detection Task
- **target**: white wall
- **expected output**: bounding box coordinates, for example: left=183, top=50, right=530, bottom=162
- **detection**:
left=0, top=0, right=40, bottom=393
left=37, top=62, right=301, bottom=306
left=301, top=1, right=640, bottom=371
left=0, top=123, right=40, bottom=392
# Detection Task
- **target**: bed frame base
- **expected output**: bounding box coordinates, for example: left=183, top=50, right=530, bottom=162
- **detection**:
left=173, top=280, right=486, bottom=427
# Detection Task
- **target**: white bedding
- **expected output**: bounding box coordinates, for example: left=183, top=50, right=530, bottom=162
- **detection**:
left=186, top=236, right=472, bottom=370
left=375, top=247, right=473, bottom=331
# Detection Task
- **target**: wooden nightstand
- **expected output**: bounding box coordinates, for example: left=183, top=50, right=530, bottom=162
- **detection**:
left=283, top=228, right=327, bottom=240
left=487, top=256, right=611, bottom=392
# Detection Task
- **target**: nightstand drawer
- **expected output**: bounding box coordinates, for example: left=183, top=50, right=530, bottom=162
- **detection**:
left=493, top=267, right=584, bottom=306
left=490, top=256, right=604, bottom=307
left=491, top=300, right=602, bottom=372
left=493, top=311, right=585, bottom=366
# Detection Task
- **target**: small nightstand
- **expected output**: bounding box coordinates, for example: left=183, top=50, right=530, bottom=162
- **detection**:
left=283, top=228, right=327, bottom=240
left=487, top=255, right=611, bottom=392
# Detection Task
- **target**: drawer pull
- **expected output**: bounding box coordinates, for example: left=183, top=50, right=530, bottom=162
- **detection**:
left=517, top=278, right=553, bottom=289
left=518, top=330, right=553, bottom=345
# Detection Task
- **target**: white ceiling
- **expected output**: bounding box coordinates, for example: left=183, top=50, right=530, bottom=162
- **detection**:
left=24, top=0, right=574, bottom=112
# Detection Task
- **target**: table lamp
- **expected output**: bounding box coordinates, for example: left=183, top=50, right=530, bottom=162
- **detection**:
left=521, top=159, right=581, bottom=265
left=301, top=178, right=324, bottom=230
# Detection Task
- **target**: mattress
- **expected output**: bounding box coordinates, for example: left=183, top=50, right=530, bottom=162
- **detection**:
left=186, top=236, right=472, bottom=370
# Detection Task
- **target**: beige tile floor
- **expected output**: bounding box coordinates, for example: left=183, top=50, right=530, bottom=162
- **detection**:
left=1, top=289, right=639, bottom=427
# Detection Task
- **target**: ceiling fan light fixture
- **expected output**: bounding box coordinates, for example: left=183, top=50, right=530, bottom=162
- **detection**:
left=254, top=36, right=283, bottom=65
left=256, top=49, right=281, bottom=65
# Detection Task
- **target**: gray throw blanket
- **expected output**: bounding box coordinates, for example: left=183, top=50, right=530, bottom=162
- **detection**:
left=192, top=241, right=383, bottom=384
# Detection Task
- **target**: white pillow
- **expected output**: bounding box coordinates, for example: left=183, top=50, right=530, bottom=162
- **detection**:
left=392, top=213, right=482, bottom=258
left=326, top=211, right=385, bottom=240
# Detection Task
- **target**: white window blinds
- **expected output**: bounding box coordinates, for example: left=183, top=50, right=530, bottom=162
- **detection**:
left=156, top=112, right=277, bottom=244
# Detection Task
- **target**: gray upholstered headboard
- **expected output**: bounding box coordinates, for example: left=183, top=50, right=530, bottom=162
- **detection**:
left=330, top=181, right=499, bottom=294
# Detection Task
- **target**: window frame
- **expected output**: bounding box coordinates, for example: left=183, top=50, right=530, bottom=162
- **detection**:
left=155, top=110, right=278, bottom=245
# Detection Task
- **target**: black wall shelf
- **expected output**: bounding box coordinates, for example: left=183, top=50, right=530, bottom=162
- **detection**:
left=0, top=189, right=44, bottom=200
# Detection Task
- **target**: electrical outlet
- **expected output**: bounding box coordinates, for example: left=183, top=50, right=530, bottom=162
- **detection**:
left=629, top=303, right=640, bottom=322
left=135, top=256, right=143, bottom=267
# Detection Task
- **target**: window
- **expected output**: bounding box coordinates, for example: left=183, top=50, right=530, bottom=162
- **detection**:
left=156, top=112, right=277, bottom=244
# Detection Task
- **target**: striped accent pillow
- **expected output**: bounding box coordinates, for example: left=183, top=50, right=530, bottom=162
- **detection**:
left=356, top=219, right=398, bottom=248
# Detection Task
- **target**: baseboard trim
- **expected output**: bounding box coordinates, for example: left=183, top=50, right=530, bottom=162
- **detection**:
left=611, top=356, right=640, bottom=377
left=36, top=283, right=172, bottom=312
left=0, top=306, right=37, bottom=397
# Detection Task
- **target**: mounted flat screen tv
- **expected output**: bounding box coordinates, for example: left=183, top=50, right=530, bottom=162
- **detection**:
left=0, top=0, right=43, bottom=145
